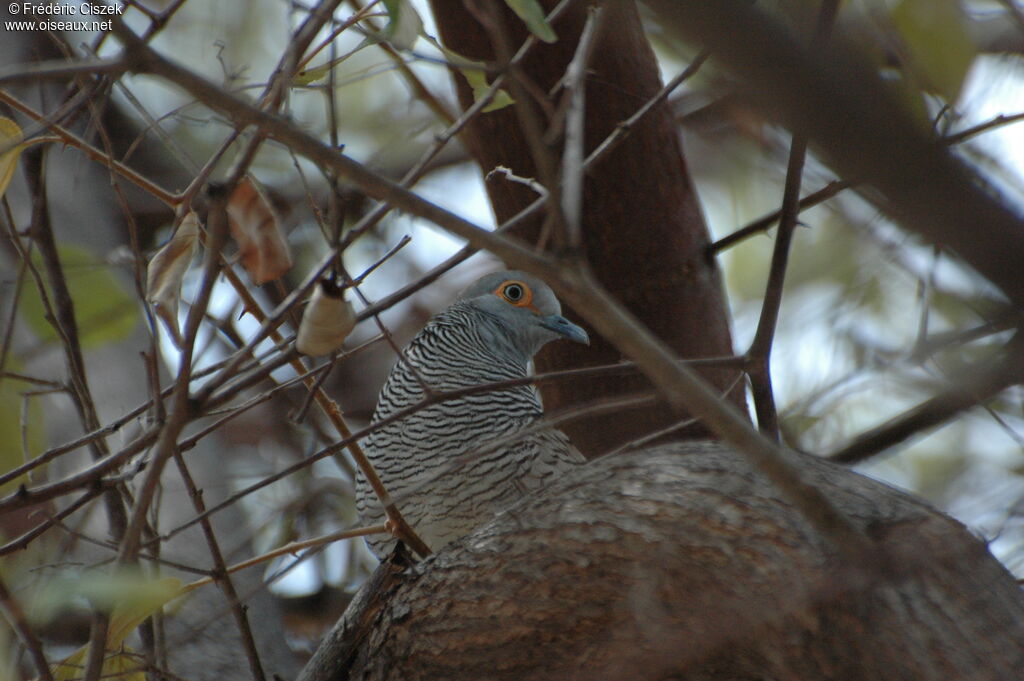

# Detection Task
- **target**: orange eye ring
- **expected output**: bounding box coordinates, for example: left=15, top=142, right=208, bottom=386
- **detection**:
left=494, top=280, right=536, bottom=309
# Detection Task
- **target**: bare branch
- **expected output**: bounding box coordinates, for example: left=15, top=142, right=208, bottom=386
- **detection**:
left=829, top=338, right=1024, bottom=464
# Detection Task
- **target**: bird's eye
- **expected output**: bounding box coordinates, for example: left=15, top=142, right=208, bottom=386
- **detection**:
left=503, top=283, right=524, bottom=302
left=494, top=280, right=535, bottom=308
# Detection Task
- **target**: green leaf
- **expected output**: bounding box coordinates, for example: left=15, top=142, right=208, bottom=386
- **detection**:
left=382, top=0, right=423, bottom=50
left=462, top=70, right=516, bottom=113
left=294, top=59, right=339, bottom=86
left=48, top=573, right=183, bottom=681
left=17, top=244, right=138, bottom=349
left=891, top=0, right=975, bottom=102
left=427, top=38, right=515, bottom=112
left=296, top=1, right=423, bottom=86
left=30, top=571, right=181, bottom=624
left=294, top=38, right=373, bottom=86
left=504, top=0, right=557, bottom=43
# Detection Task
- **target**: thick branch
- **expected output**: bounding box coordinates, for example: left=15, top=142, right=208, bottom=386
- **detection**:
left=645, top=0, right=1024, bottom=307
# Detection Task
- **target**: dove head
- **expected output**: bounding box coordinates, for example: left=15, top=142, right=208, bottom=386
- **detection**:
left=456, top=270, right=590, bottom=360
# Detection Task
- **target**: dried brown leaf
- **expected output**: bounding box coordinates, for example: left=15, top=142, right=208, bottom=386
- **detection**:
left=227, top=176, right=292, bottom=284
left=146, top=211, right=200, bottom=346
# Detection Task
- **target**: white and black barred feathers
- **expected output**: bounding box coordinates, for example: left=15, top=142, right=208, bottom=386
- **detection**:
left=355, top=299, right=585, bottom=557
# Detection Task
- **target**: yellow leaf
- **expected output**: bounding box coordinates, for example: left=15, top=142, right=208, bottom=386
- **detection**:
left=49, top=576, right=183, bottom=681
left=891, top=0, right=976, bottom=102
left=0, top=117, right=58, bottom=199
left=295, top=59, right=337, bottom=86
left=428, top=38, right=514, bottom=113
left=227, top=176, right=293, bottom=284
left=463, top=70, right=516, bottom=113
left=146, top=211, right=200, bottom=347
left=294, top=39, right=371, bottom=85
left=52, top=646, right=146, bottom=681
left=104, top=577, right=183, bottom=643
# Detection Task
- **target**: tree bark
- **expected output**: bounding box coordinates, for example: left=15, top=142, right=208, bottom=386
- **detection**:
left=427, top=0, right=744, bottom=456
left=315, top=442, right=1024, bottom=681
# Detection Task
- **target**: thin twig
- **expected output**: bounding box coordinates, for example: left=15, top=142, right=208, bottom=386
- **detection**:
left=0, top=428, right=159, bottom=515
left=585, top=48, right=711, bottom=170
left=942, top=111, right=1024, bottom=146
left=559, top=4, right=605, bottom=251
left=603, top=373, right=747, bottom=458
left=0, top=339, right=365, bottom=511
left=0, top=372, right=63, bottom=388
left=0, top=57, right=125, bottom=85
left=82, top=611, right=110, bottom=681
left=185, top=524, right=388, bottom=592
left=115, top=184, right=232, bottom=566
left=347, top=0, right=455, bottom=124
left=909, top=310, right=1021, bottom=363
left=0, top=575, right=55, bottom=681
left=467, top=0, right=570, bottom=251
left=41, top=518, right=214, bottom=576
left=0, top=90, right=178, bottom=207
left=0, top=226, right=31, bottom=395
left=745, top=0, right=840, bottom=440
left=707, top=180, right=848, bottom=255
left=744, top=123, right=810, bottom=440
left=170, top=452, right=267, bottom=681
left=829, top=337, right=1024, bottom=464
left=0, top=488, right=104, bottom=556
left=707, top=111, right=1024, bottom=256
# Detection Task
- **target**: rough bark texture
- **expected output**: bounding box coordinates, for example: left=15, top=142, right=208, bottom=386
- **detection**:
left=322, top=442, right=1024, bottom=681
left=427, top=0, right=743, bottom=456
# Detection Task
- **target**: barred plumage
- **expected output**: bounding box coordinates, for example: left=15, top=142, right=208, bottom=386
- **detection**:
left=355, top=271, right=589, bottom=557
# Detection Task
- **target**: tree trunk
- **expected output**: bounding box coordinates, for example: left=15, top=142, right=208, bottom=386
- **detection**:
left=305, top=441, right=1024, bottom=680
left=427, top=0, right=744, bottom=456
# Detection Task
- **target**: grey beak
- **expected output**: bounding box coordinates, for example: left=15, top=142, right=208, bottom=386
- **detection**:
left=541, top=314, right=590, bottom=345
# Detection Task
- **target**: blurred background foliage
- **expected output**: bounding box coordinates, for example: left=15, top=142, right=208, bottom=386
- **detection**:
left=1, top=0, right=1024, bottom=673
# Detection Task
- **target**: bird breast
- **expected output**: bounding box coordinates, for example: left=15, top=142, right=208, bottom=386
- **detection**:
left=355, top=307, right=569, bottom=555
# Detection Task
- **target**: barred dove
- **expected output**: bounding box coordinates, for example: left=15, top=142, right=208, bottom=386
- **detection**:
left=355, top=271, right=589, bottom=557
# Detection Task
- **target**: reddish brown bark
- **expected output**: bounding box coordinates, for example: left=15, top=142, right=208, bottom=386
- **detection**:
left=427, top=0, right=744, bottom=456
